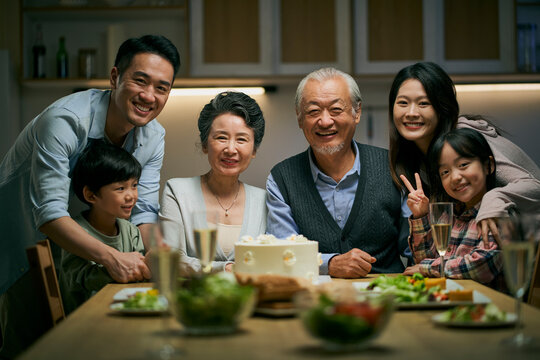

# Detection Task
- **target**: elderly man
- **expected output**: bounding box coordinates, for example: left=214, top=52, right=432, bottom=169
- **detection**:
left=0, top=35, right=180, bottom=357
left=266, top=67, right=410, bottom=278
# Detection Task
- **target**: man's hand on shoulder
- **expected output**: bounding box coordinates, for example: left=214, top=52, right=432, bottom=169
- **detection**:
left=328, top=248, right=376, bottom=278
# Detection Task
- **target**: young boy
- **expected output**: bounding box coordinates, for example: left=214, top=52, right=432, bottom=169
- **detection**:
left=60, top=140, right=145, bottom=314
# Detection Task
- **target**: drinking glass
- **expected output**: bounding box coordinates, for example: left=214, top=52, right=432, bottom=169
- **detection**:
left=191, top=210, right=218, bottom=274
left=147, top=224, right=183, bottom=359
left=498, top=213, right=540, bottom=348
left=429, top=202, right=453, bottom=278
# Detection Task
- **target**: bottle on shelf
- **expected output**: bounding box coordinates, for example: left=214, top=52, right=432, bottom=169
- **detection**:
left=32, top=24, right=46, bottom=79
left=56, top=36, right=69, bottom=79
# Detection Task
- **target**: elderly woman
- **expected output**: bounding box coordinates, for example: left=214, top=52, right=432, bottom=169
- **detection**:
left=159, top=92, right=267, bottom=274
left=388, top=62, right=540, bottom=242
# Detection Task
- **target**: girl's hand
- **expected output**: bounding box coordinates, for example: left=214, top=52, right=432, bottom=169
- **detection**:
left=400, top=173, right=429, bottom=219
left=403, top=264, right=423, bottom=276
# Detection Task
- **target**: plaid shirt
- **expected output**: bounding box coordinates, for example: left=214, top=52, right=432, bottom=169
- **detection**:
left=408, top=203, right=506, bottom=291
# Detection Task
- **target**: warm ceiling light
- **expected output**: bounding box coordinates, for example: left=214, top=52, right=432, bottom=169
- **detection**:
left=170, top=87, right=266, bottom=96
left=455, top=83, right=540, bottom=92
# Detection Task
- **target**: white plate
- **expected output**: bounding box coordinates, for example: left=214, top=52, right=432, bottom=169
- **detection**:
left=353, top=279, right=491, bottom=309
left=313, top=275, right=332, bottom=285
left=255, top=306, right=298, bottom=317
left=432, top=312, right=517, bottom=328
left=112, top=287, right=153, bottom=301
left=109, top=296, right=168, bottom=315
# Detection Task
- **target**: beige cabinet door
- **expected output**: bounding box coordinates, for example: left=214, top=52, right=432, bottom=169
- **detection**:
left=189, top=0, right=273, bottom=76
left=276, top=0, right=352, bottom=74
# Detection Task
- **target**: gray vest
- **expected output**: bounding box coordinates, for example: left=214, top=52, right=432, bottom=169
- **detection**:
left=271, top=143, right=405, bottom=273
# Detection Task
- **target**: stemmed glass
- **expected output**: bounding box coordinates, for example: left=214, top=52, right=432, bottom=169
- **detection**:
left=191, top=210, right=218, bottom=274
left=429, top=202, right=453, bottom=278
left=147, top=224, right=183, bottom=359
left=498, top=213, right=539, bottom=348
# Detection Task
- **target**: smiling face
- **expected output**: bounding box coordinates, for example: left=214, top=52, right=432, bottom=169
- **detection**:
left=298, top=77, right=360, bottom=156
left=393, top=79, right=439, bottom=154
left=438, top=143, right=493, bottom=209
left=86, top=178, right=139, bottom=220
left=204, top=113, right=256, bottom=178
left=109, top=53, right=174, bottom=132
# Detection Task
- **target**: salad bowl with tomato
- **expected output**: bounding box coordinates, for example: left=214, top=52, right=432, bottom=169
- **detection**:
left=295, top=290, right=394, bottom=351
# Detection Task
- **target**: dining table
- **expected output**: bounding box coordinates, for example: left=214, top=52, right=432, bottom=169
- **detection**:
left=18, top=274, right=540, bottom=360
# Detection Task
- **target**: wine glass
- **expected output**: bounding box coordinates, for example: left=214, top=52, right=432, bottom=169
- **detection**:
left=191, top=209, right=218, bottom=274
left=498, top=213, right=539, bottom=348
left=147, top=224, right=183, bottom=359
left=429, top=202, right=453, bottom=278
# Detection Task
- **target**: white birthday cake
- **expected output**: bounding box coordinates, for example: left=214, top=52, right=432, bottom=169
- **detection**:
left=234, top=234, right=321, bottom=280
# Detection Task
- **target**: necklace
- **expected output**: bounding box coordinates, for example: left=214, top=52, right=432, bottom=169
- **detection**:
left=205, top=175, right=240, bottom=217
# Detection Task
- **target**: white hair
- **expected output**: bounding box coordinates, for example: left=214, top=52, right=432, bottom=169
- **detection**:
left=295, top=67, right=363, bottom=118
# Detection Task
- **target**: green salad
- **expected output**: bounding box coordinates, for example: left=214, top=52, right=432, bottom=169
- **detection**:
left=122, top=289, right=166, bottom=310
left=301, top=294, right=389, bottom=345
left=176, top=273, right=255, bottom=328
left=440, top=303, right=507, bottom=322
left=367, top=273, right=443, bottom=303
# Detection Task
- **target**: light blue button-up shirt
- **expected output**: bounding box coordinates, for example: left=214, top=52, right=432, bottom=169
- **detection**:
left=266, top=142, right=411, bottom=275
left=0, top=89, right=165, bottom=294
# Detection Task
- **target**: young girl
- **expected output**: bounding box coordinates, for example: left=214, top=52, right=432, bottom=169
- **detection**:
left=401, top=128, right=505, bottom=291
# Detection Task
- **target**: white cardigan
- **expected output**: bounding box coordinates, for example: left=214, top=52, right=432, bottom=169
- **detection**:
left=159, top=176, right=267, bottom=274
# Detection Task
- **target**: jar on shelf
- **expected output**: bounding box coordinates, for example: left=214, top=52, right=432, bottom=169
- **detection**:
left=78, top=49, right=97, bottom=79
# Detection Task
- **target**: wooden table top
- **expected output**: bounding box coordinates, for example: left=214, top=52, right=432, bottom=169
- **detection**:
left=18, top=275, right=540, bottom=360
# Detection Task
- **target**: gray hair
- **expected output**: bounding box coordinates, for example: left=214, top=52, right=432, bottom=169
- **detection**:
left=295, top=67, right=363, bottom=117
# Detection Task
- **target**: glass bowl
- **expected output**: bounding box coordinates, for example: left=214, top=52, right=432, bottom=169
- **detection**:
left=175, top=273, right=256, bottom=335
left=295, top=289, right=394, bottom=351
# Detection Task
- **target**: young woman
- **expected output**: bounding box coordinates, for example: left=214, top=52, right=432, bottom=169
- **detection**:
left=401, top=128, right=505, bottom=290
left=159, top=92, right=267, bottom=275
left=389, top=62, right=540, bottom=243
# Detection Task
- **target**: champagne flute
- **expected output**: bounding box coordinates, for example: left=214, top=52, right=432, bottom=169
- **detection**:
left=499, top=213, right=539, bottom=348
left=147, top=224, right=183, bottom=359
left=191, top=210, right=218, bottom=274
left=429, top=202, right=453, bottom=278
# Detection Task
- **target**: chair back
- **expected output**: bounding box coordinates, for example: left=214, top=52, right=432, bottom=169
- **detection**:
left=26, top=239, right=65, bottom=326
left=528, top=243, right=540, bottom=308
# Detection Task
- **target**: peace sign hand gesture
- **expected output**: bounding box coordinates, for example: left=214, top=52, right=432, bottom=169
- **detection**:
left=400, top=173, right=429, bottom=219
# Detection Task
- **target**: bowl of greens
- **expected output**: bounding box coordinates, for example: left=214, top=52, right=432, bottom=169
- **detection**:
left=296, top=289, right=394, bottom=351
left=175, top=272, right=256, bottom=335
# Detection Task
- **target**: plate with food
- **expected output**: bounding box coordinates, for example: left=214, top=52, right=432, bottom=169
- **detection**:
left=110, top=289, right=168, bottom=315
left=432, top=304, right=517, bottom=328
left=112, top=287, right=153, bottom=301
left=353, top=273, right=490, bottom=309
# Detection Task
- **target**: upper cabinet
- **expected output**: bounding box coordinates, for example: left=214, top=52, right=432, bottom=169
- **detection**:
left=275, top=0, right=351, bottom=75
left=189, top=0, right=351, bottom=76
left=20, top=0, right=189, bottom=80
left=354, top=0, right=515, bottom=74
left=189, top=0, right=273, bottom=76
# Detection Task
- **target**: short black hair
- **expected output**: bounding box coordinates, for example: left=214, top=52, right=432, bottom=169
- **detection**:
left=198, top=91, right=265, bottom=150
left=72, top=140, right=142, bottom=206
left=114, top=34, right=181, bottom=79
left=427, top=128, right=496, bottom=203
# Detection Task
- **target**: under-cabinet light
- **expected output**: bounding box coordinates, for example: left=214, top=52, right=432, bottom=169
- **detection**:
left=170, top=87, right=266, bottom=96
left=455, top=83, right=540, bottom=92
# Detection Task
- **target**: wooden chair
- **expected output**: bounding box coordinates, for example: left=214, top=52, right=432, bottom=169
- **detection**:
left=528, top=242, right=540, bottom=308
left=26, top=239, right=65, bottom=326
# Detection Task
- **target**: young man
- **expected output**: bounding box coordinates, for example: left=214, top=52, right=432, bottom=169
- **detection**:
left=266, top=67, right=411, bottom=279
left=0, top=35, right=180, bottom=357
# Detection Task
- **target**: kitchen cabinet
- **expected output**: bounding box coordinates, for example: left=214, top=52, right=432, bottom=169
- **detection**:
left=189, top=0, right=351, bottom=76
left=354, top=0, right=515, bottom=74
left=20, top=0, right=189, bottom=81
